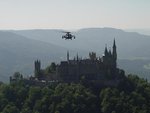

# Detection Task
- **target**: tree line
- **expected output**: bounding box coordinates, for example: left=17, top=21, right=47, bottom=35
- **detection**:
left=0, top=74, right=150, bottom=113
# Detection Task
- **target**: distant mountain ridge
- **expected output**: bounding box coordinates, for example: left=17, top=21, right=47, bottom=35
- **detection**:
left=13, top=27, right=150, bottom=59
left=126, top=28, right=150, bottom=36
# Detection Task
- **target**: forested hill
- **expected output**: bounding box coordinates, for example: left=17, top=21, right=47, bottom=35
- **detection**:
left=0, top=74, right=149, bottom=113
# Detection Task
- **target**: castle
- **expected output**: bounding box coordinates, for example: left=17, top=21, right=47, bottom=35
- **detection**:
left=10, top=39, right=124, bottom=85
left=33, top=39, right=124, bottom=82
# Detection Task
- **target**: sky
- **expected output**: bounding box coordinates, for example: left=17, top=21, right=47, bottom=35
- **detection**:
left=0, top=0, right=150, bottom=30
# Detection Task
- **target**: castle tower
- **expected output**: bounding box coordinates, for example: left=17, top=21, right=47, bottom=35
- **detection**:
left=89, top=52, right=96, bottom=60
left=112, top=39, right=117, bottom=67
left=34, top=60, right=41, bottom=78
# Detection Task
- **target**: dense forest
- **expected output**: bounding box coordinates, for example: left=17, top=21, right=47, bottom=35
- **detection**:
left=0, top=74, right=150, bottom=113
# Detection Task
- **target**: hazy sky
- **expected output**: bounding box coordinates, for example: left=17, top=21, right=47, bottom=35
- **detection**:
left=0, top=0, right=150, bottom=30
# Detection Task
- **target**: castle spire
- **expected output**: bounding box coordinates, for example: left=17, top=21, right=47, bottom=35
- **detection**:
left=113, top=38, right=116, bottom=48
left=112, top=38, right=117, bottom=67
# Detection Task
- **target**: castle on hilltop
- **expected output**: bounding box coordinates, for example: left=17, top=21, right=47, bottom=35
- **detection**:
left=10, top=39, right=125, bottom=85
